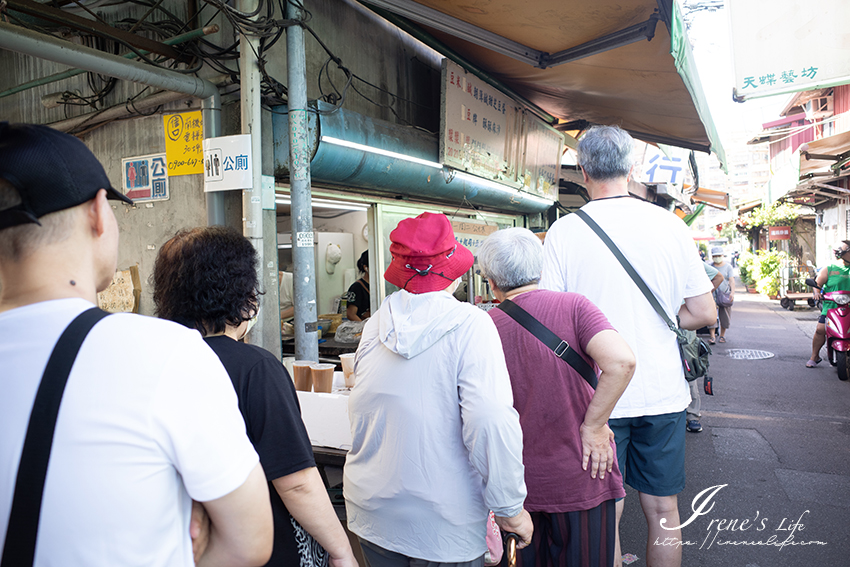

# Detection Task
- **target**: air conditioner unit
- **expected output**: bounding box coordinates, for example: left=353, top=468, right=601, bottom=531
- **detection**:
left=805, top=96, right=833, bottom=121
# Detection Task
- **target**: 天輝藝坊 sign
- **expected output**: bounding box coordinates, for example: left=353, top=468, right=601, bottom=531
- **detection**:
left=769, top=226, right=791, bottom=240
left=729, top=0, right=850, bottom=100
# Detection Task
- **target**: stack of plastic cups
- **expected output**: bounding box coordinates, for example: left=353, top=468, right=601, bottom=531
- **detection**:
left=339, top=353, right=356, bottom=388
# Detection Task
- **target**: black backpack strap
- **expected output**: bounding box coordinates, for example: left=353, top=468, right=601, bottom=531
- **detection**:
left=574, top=209, right=680, bottom=335
left=497, top=298, right=598, bottom=390
left=2, top=307, right=110, bottom=567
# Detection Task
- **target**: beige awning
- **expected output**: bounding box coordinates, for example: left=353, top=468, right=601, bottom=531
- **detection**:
left=690, top=187, right=729, bottom=210
left=800, top=130, right=850, bottom=178
left=738, top=200, right=763, bottom=215
left=363, top=0, right=725, bottom=163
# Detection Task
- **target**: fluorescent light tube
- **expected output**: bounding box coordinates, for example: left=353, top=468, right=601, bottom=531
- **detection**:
left=321, top=136, right=443, bottom=169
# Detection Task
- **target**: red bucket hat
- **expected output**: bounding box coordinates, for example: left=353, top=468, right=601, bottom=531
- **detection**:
left=384, top=212, right=474, bottom=294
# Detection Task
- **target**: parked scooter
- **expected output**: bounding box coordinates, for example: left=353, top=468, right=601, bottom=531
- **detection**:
left=806, top=277, right=850, bottom=380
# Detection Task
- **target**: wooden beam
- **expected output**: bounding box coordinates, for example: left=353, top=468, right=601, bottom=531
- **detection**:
left=809, top=181, right=850, bottom=194
left=6, top=0, right=184, bottom=61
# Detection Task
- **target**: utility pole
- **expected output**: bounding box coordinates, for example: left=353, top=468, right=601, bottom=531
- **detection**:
left=239, top=0, right=278, bottom=354
left=286, top=0, right=319, bottom=362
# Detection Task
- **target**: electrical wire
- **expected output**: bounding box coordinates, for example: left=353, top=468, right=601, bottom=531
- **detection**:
left=16, top=0, right=436, bottom=131
left=751, top=115, right=839, bottom=147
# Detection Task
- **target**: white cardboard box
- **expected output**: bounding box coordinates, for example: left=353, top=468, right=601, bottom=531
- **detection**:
left=296, top=378, right=352, bottom=450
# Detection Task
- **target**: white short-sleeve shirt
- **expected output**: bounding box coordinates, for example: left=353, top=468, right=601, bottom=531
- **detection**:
left=540, top=198, right=713, bottom=418
left=0, top=298, right=259, bottom=566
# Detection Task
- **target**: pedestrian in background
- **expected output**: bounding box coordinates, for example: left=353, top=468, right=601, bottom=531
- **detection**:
left=0, top=122, right=272, bottom=566
left=153, top=226, right=359, bottom=567
left=706, top=246, right=734, bottom=344
left=539, top=125, right=716, bottom=567
left=479, top=227, right=635, bottom=567
left=344, top=212, right=532, bottom=566
left=687, top=261, right=724, bottom=433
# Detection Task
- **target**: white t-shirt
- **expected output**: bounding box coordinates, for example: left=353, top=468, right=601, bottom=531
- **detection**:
left=279, top=271, right=294, bottom=319
left=540, top=198, right=713, bottom=419
left=0, top=298, right=259, bottom=566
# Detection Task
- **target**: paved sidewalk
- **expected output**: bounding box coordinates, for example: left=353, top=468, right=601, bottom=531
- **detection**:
left=617, top=272, right=850, bottom=566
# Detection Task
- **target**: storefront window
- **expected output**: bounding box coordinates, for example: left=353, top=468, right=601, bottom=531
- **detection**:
left=375, top=203, right=519, bottom=304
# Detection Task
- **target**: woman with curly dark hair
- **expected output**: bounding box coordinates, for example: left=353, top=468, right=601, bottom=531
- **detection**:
left=153, top=226, right=358, bottom=567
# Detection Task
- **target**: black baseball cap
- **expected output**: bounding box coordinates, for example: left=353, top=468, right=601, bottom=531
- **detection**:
left=0, top=122, right=133, bottom=230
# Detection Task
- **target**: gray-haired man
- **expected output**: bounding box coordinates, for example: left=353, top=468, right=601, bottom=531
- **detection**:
left=540, top=125, right=716, bottom=567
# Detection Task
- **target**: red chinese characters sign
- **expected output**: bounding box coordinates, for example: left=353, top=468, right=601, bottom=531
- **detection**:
left=769, top=226, right=791, bottom=240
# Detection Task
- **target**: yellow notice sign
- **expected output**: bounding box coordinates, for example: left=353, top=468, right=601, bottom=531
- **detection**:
left=163, top=111, right=204, bottom=176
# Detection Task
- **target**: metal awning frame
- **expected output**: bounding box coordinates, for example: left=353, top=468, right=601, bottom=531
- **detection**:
left=801, top=150, right=850, bottom=174
left=361, top=0, right=661, bottom=69
left=780, top=178, right=850, bottom=208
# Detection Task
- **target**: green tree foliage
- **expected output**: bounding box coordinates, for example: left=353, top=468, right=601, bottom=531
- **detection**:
left=739, top=202, right=803, bottom=230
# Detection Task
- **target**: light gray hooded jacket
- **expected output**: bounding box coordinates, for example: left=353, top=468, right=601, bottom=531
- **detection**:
left=343, top=289, right=526, bottom=562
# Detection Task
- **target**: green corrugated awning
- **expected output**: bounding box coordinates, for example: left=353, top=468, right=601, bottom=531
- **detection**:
left=669, top=1, right=727, bottom=172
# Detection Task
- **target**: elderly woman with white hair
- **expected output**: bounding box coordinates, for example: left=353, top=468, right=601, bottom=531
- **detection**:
left=478, top=227, right=636, bottom=567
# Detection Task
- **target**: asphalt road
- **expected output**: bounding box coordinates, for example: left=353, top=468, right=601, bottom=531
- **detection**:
left=618, top=274, right=850, bottom=567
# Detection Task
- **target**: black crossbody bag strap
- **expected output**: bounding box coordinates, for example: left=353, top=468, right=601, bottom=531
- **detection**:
left=574, top=209, right=680, bottom=335
left=1, top=307, right=110, bottom=567
left=497, top=298, right=598, bottom=389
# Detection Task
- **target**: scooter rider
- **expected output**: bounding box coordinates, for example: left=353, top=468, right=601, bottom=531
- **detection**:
left=808, top=240, right=850, bottom=367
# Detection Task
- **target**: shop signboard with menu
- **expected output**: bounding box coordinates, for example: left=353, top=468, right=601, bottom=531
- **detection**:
left=440, top=59, right=562, bottom=201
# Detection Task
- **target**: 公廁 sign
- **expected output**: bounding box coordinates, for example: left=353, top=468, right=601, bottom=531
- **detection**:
left=769, top=226, right=791, bottom=240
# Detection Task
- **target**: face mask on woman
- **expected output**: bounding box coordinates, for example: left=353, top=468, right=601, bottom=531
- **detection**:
left=239, top=311, right=259, bottom=340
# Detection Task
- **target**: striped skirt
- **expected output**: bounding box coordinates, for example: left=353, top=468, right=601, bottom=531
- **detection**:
left=500, top=500, right=616, bottom=567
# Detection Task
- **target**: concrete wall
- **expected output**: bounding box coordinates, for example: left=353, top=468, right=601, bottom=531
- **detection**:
left=86, top=111, right=208, bottom=315
left=0, top=0, right=443, bottom=320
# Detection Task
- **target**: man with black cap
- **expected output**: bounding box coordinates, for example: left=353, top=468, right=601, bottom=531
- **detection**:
left=0, top=123, right=272, bottom=566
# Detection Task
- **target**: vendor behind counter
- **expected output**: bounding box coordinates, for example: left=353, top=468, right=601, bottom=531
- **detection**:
left=343, top=251, right=370, bottom=321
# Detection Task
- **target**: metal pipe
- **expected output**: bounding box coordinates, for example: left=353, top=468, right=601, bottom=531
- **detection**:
left=203, top=92, right=225, bottom=226
left=47, top=88, right=186, bottom=132
left=238, top=0, right=267, bottom=350
left=271, top=102, right=555, bottom=214
left=45, top=75, right=229, bottom=133
left=0, top=21, right=219, bottom=100
left=0, top=21, right=226, bottom=243
left=286, top=0, right=319, bottom=362
left=0, top=25, right=219, bottom=100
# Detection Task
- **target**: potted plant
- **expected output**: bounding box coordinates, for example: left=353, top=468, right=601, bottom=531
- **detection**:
left=753, top=250, right=787, bottom=299
left=738, top=252, right=757, bottom=292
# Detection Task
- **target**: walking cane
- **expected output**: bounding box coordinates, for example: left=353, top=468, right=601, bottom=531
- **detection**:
left=504, top=533, right=521, bottom=567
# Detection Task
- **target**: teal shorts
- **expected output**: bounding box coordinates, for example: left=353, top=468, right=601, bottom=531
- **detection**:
left=608, top=410, right=686, bottom=496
